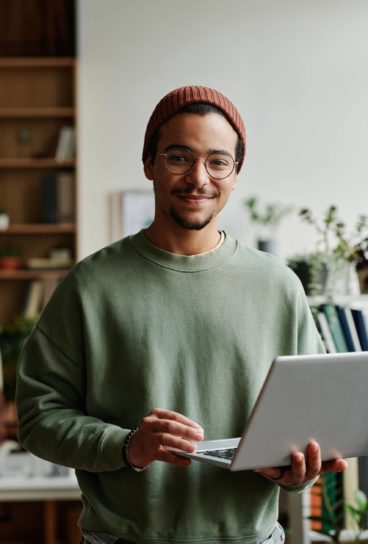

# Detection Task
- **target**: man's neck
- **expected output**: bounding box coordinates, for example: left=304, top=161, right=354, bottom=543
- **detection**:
left=144, top=223, right=222, bottom=256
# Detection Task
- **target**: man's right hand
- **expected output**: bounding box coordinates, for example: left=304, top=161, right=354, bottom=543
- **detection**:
left=127, top=408, right=204, bottom=468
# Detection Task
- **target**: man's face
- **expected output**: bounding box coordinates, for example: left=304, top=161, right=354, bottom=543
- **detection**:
left=144, top=112, right=238, bottom=231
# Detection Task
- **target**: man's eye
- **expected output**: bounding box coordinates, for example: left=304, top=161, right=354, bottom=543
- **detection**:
left=209, top=157, right=230, bottom=168
left=167, top=154, right=189, bottom=163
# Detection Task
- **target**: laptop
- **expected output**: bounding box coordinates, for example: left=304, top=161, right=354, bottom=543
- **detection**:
left=172, top=352, right=368, bottom=471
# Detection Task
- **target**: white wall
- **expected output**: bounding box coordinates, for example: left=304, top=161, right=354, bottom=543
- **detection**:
left=77, top=0, right=368, bottom=260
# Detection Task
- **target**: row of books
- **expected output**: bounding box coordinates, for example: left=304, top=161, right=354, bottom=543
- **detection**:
left=315, top=302, right=368, bottom=354
left=41, top=172, right=75, bottom=224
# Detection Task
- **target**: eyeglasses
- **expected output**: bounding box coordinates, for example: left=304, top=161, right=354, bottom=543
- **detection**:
left=159, top=148, right=238, bottom=180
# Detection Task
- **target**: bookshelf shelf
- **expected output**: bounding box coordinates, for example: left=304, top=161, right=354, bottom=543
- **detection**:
left=0, top=57, right=76, bottom=68
left=1, top=224, right=76, bottom=234
left=0, top=270, right=68, bottom=281
left=0, top=107, right=75, bottom=118
left=0, top=159, right=75, bottom=169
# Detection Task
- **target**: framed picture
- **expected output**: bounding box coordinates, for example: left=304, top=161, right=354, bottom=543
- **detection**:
left=109, top=190, right=155, bottom=241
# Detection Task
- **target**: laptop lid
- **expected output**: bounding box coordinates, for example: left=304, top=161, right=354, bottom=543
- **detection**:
left=179, top=352, right=368, bottom=471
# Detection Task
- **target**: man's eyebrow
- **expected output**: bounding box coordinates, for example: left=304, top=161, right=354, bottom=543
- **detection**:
left=163, top=144, right=233, bottom=156
left=163, top=144, right=192, bottom=152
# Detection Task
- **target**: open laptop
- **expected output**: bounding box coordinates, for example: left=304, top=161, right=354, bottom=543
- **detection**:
left=173, top=352, right=368, bottom=471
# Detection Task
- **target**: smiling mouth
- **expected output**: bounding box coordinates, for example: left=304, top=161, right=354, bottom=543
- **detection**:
left=174, top=192, right=217, bottom=200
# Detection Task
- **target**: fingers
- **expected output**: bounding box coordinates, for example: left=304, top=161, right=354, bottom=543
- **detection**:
left=149, top=408, right=203, bottom=432
left=304, top=441, right=322, bottom=480
left=322, top=458, right=348, bottom=473
left=127, top=408, right=204, bottom=469
left=255, top=441, right=347, bottom=487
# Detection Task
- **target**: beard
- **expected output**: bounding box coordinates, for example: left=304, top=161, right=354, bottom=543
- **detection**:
left=168, top=208, right=215, bottom=230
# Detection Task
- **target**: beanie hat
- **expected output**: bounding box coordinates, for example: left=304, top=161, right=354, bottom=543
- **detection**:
left=142, top=85, right=246, bottom=172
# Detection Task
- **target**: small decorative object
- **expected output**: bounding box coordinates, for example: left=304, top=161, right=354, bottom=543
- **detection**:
left=297, top=206, right=368, bottom=297
left=17, top=127, right=32, bottom=158
left=0, top=245, right=23, bottom=271
left=0, top=210, right=9, bottom=230
left=244, top=195, right=293, bottom=255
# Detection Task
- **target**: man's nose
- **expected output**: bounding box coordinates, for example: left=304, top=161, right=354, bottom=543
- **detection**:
left=184, top=158, right=209, bottom=186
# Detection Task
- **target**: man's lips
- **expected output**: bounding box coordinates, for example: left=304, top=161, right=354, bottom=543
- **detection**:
left=174, top=192, right=217, bottom=200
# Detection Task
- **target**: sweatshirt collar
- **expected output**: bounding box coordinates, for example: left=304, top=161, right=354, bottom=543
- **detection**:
left=128, top=230, right=237, bottom=272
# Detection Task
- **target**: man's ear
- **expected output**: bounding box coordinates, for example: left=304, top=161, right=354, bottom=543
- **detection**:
left=144, top=156, right=154, bottom=181
left=230, top=173, right=238, bottom=191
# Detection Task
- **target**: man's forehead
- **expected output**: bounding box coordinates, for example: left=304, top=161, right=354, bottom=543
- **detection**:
left=155, top=114, right=237, bottom=157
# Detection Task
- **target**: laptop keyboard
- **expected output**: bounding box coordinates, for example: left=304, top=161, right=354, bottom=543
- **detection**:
left=199, top=448, right=237, bottom=460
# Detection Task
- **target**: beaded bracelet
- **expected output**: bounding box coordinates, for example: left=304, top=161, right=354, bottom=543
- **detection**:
left=123, top=427, right=149, bottom=472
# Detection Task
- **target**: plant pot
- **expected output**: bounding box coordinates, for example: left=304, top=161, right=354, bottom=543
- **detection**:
left=257, top=238, right=277, bottom=255
left=0, top=256, right=23, bottom=270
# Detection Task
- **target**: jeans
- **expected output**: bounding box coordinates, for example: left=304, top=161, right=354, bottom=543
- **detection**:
left=81, top=522, right=285, bottom=544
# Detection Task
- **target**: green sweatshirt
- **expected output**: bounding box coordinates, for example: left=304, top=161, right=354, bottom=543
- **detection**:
left=16, top=231, right=324, bottom=543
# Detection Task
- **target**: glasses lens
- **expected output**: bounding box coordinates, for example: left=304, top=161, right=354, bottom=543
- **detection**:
left=165, top=149, right=194, bottom=174
left=205, top=152, right=235, bottom=180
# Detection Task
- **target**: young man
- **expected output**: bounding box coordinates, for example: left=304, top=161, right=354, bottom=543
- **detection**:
left=16, top=86, right=346, bottom=544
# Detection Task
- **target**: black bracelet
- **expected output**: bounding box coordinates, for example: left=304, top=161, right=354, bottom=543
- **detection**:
left=123, top=427, right=149, bottom=473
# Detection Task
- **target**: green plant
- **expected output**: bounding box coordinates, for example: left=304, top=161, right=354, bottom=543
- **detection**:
left=244, top=195, right=293, bottom=229
left=0, top=315, right=38, bottom=401
left=299, top=206, right=368, bottom=263
left=287, top=252, right=328, bottom=296
left=308, top=485, right=368, bottom=543
left=345, top=490, right=368, bottom=543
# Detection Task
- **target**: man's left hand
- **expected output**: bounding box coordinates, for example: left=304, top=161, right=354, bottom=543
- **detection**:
left=254, top=441, right=348, bottom=486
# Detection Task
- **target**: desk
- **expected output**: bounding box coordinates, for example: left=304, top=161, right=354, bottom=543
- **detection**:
left=0, top=474, right=81, bottom=544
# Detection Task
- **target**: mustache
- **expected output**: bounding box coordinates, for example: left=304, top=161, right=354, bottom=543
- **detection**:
left=172, top=187, right=218, bottom=198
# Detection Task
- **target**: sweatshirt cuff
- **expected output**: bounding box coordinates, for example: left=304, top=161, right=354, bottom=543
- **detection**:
left=99, top=426, right=131, bottom=471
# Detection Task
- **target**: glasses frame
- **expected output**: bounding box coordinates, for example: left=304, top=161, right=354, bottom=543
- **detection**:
left=158, top=150, right=238, bottom=181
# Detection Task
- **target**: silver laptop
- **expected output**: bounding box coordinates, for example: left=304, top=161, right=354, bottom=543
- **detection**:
left=173, top=352, right=368, bottom=471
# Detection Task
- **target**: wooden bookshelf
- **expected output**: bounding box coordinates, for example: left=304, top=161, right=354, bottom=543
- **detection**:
left=0, top=56, right=77, bottom=346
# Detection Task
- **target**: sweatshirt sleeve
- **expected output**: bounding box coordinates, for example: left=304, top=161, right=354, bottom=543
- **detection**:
left=16, top=271, right=129, bottom=473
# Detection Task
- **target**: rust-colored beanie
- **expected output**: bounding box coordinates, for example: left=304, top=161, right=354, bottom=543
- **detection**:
left=142, top=85, right=246, bottom=171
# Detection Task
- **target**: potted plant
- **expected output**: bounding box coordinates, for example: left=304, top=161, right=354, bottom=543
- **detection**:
left=244, top=195, right=293, bottom=254
left=289, top=206, right=368, bottom=296
left=0, top=244, right=23, bottom=271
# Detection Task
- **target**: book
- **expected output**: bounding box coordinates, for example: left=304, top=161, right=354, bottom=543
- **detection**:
left=57, top=172, right=75, bottom=223
left=23, top=281, right=44, bottom=317
left=40, top=172, right=75, bottom=224
left=319, top=303, right=349, bottom=352
left=41, top=173, right=58, bottom=223
left=55, top=126, right=76, bottom=161
left=351, top=308, right=368, bottom=350
left=336, top=305, right=362, bottom=352
left=316, top=312, right=337, bottom=353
